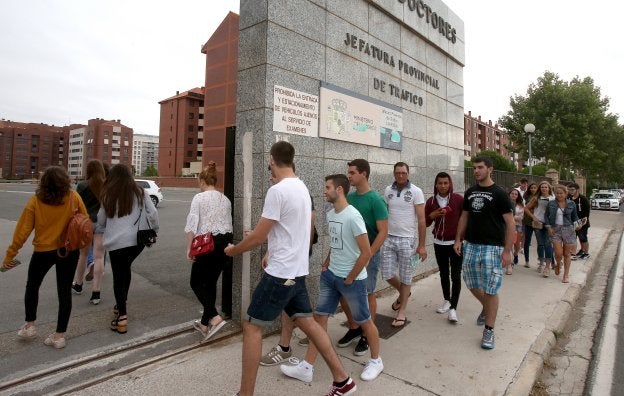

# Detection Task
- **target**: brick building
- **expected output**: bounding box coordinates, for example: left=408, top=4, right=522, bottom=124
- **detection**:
left=157, top=87, right=205, bottom=177
left=464, top=111, right=515, bottom=164
left=68, top=118, right=133, bottom=178
left=0, top=120, right=76, bottom=179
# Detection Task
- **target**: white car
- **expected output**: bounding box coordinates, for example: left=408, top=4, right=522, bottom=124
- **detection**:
left=135, top=179, right=164, bottom=207
left=591, top=192, right=620, bottom=211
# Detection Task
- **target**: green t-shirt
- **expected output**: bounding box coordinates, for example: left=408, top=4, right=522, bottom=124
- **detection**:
left=347, top=189, right=388, bottom=244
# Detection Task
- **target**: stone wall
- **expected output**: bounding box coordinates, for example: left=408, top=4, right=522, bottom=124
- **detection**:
left=234, top=0, right=465, bottom=323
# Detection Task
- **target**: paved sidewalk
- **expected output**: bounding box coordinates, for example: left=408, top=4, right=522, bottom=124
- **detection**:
left=74, top=227, right=609, bottom=396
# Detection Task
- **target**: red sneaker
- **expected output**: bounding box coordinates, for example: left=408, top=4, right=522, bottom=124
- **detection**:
left=326, top=378, right=357, bottom=396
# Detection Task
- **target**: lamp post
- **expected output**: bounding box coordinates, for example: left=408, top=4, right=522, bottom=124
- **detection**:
left=524, top=123, right=536, bottom=175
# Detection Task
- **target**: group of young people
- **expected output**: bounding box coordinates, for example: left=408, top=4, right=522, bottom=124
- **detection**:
left=221, top=142, right=519, bottom=396
left=508, top=178, right=590, bottom=283
left=3, top=161, right=159, bottom=349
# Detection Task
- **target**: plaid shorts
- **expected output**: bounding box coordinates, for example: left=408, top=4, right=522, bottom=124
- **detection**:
left=551, top=225, right=577, bottom=245
left=381, top=235, right=416, bottom=285
left=462, top=242, right=504, bottom=295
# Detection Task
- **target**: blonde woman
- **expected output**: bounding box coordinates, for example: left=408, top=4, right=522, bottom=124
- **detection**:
left=525, top=181, right=555, bottom=276
left=544, top=185, right=579, bottom=283
left=185, top=162, right=232, bottom=341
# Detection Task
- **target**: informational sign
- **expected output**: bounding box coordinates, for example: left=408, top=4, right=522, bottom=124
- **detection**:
left=272, top=85, right=319, bottom=137
left=319, top=82, right=403, bottom=150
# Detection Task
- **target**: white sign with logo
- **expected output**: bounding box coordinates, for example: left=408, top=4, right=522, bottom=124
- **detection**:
left=272, top=85, right=319, bottom=137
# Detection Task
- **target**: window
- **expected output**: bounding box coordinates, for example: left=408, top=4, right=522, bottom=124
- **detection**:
left=189, top=112, right=194, bottom=119
left=187, top=138, right=194, bottom=145
left=188, top=125, right=193, bottom=132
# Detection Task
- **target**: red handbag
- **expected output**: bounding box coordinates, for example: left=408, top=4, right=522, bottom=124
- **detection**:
left=191, top=233, right=214, bottom=258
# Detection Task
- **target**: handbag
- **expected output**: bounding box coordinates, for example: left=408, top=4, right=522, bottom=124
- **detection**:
left=190, top=233, right=214, bottom=258
left=531, top=219, right=543, bottom=229
left=135, top=207, right=157, bottom=247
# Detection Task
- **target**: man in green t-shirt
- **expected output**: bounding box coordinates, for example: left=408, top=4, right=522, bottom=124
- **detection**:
left=336, top=159, right=388, bottom=357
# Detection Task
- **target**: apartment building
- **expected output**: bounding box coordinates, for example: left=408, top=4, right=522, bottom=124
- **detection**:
left=157, top=88, right=205, bottom=177
left=68, top=118, right=133, bottom=178
left=0, top=120, right=75, bottom=179
left=132, top=133, right=159, bottom=176
left=464, top=111, right=514, bottom=162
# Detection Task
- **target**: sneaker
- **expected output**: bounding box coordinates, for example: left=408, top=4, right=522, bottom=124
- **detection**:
left=360, top=357, right=384, bottom=381
left=579, top=252, right=590, bottom=260
left=326, top=377, right=357, bottom=396
left=436, top=300, right=451, bottom=313
left=481, top=328, right=495, bottom=349
left=537, top=264, right=543, bottom=274
left=89, top=292, right=101, bottom=305
left=260, top=345, right=292, bottom=366
left=354, top=336, right=369, bottom=356
left=192, top=320, right=208, bottom=338
left=297, top=337, right=309, bottom=346
left=337, top=327, right=362, bottom=347
left=71, top=282, right=83, bottom=295
left=476, top=311, right=486, bottom=326
left=574, top=249, right=583, bottom=257
left=448, top=308, right=458, bottom=323
left=44, top=334, right=66, bottom=349
left=280, top=358, right=313, bottom=383
left=524, top=262, right=530, bottom=268
left=205, top=320, right=227, bottom=341
left=17, top=323, right=36, bottom=338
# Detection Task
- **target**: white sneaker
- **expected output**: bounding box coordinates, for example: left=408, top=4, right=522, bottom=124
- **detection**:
left=436, top=300, right=451, bottom=313
left=280, top=358, right=313, bottom=383
left=448, top=309, right=458, bottom=323
left=360, top=357, right=384, bottom=381
left=17, top=323, right=36, bottom=338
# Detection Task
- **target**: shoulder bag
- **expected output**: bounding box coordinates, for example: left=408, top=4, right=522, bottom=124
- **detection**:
left=190, top=194, right=221, bottom=258
left=136, top=207, right=157, bottom=247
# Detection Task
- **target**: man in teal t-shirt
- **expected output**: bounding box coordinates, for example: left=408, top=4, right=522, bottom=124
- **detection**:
left=336, top=159, right=388, bottom=357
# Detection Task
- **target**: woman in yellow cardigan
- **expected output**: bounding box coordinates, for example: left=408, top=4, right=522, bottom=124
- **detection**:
left=2, top=166, right=87, bottom=349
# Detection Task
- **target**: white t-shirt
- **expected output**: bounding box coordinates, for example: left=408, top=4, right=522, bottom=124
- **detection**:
left=327, top=205, right=368, bottom=280
left=262, top=177, right=311, bottom=279
left=384, top=182, right=425, bottom=237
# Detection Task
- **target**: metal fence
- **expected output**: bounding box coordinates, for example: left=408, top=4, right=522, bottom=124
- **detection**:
left=464, top=168, right=552, bottom=191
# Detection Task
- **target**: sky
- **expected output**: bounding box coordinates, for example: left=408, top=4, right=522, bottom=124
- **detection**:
left=0, top=1, right=622, bottom=135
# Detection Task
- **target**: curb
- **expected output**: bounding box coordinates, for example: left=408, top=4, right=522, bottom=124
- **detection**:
left=504, top=231, right=610, bottom=396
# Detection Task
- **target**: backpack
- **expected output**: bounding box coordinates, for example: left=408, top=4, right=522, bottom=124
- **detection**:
left=57, top=195, right=94, bottom=258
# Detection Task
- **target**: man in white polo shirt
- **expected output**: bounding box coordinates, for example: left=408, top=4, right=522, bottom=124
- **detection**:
left=381, top=162, right=427, bottom=327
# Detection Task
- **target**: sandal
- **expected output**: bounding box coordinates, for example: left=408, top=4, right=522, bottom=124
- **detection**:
left=111, top=315, right=128, bottom=334
left=391, top=317, right=407, bottom=328
left=391, top=292, right=412, bottom=311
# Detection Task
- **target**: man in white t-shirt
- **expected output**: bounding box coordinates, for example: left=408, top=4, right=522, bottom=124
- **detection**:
left=381, top=162, right=427, bottom=328
left=225, top=142, right=356, bottom=396
left=280, top=174, right=384, bottom=383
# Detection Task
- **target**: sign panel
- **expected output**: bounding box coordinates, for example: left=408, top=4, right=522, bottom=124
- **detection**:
left=272, top=85, right=319, bottom=137
left=319, top=82, right=403, bottom=150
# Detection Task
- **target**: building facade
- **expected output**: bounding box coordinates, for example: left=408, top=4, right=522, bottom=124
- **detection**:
left=157, top=88, right=205, bottom=177
left=68, top=118, right=133, bottom=179
left=132, top=134, right=159, bottom=176
left=0, top=120, right=74, bottom=179
left=463, top=111, right=514, bottom=162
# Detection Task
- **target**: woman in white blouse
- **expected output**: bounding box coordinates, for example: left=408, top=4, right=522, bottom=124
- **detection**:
left=184, top=161, right=232, bottom=341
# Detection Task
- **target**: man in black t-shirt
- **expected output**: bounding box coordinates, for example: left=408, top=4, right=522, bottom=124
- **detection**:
left=454, top=156, right=515, bottom=350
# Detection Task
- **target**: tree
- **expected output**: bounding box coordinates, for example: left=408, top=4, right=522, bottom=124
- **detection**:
left=499, top=71, right=624, bottom=184
left=471, top=150, right=516, bottom=172
left=142, top=165, right=158, bottom=177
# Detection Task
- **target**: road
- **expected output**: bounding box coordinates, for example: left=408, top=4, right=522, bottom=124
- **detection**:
left=0, top=183, right=231, bottom=388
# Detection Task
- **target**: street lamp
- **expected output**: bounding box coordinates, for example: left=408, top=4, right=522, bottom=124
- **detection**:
left=524, top=123, right=536, bottom=175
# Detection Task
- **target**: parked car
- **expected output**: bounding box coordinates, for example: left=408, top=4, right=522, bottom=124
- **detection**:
left=591, top=191, right=620, bottom=211
left=135, top=179, right=163, bottom=207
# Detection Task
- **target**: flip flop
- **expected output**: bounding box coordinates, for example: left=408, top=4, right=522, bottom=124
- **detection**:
left=391, top=317, right=407, bottom=328
left=391, top=292, right=412, bottom=311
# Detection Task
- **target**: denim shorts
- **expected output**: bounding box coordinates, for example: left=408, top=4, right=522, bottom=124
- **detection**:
left=246, top=272, right=313, bottom=327
left=462, top=242, right=503, bottom=295
left=381, top=235, right=416, bottom=285
left=366, top=251, right=381, bottom=293
left=315, top=269, right=371, bottom=324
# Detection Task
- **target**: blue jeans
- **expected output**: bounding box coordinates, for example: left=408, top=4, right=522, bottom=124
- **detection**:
left=535, top=227, right=553, bottom=262
left=315, top=269, right=370, bottom=324
left=366, top=251, right=381, bottom=293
